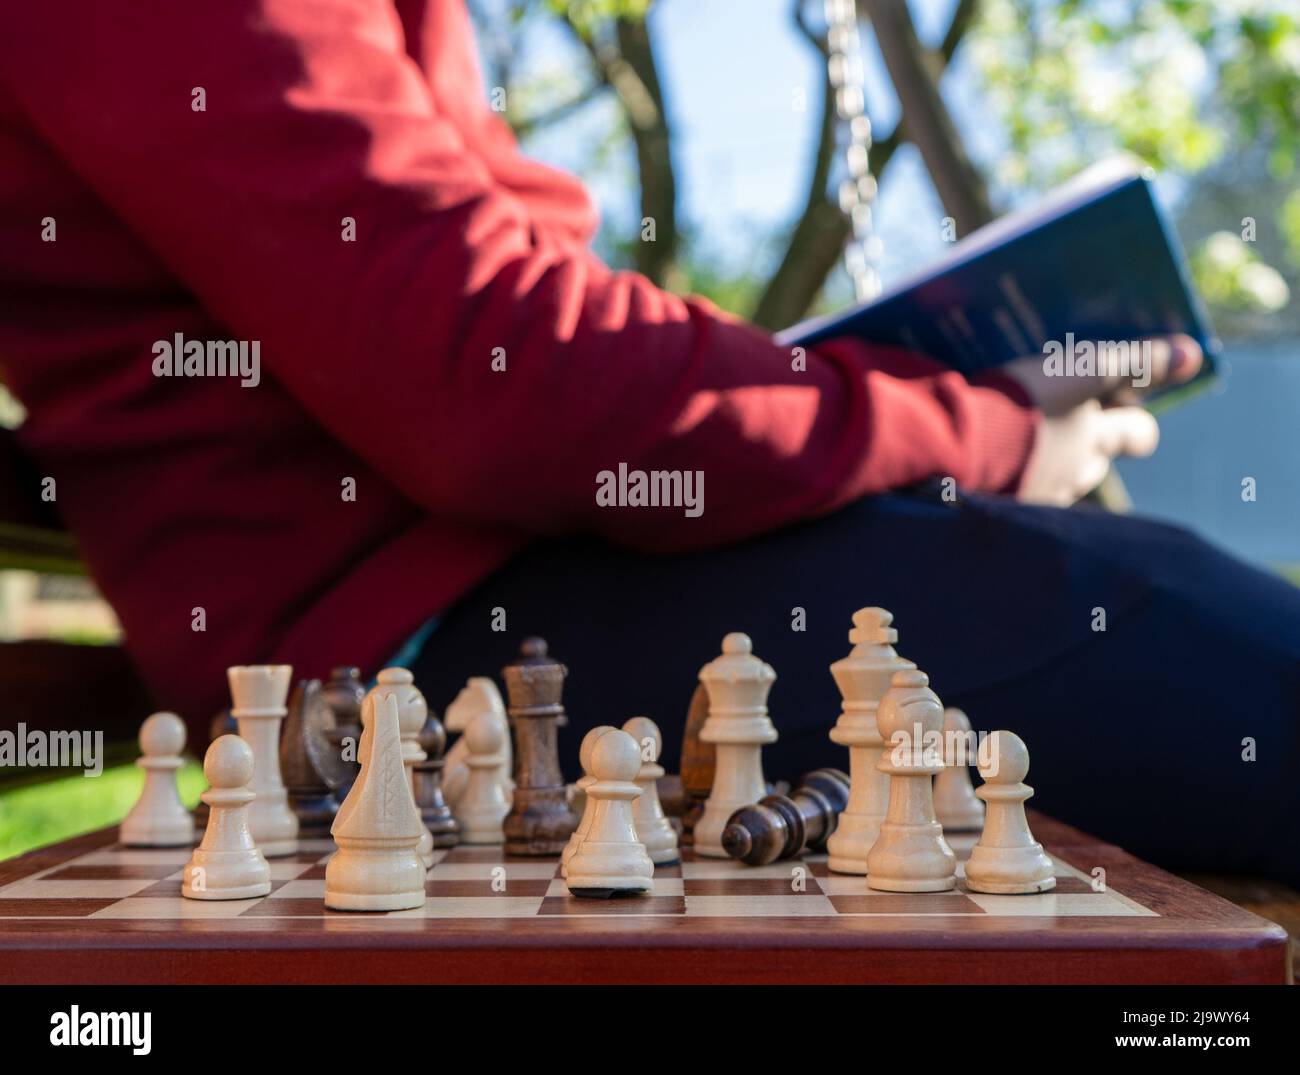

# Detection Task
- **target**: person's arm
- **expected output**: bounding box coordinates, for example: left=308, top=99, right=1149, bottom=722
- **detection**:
left=2, top=1, right=1037, bottom=549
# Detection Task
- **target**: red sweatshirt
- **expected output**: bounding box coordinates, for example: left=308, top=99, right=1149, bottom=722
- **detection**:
left=0, top=0, right=1037, bottom=724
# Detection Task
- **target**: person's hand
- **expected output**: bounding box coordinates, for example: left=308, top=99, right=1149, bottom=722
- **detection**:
left=1001, top=334, right=1203, bottom=507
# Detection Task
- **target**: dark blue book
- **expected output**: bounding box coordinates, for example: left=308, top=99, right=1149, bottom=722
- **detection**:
left=777, top=159, right=1219, bottom=402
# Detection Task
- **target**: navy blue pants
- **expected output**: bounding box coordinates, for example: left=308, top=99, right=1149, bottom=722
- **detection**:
left=411, top=491, right=1300, bottom=886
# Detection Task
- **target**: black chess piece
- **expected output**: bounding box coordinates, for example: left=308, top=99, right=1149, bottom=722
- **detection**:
left=279, top=678, right=340, bottom=836
left=721, top=769, right=851, bottom=866
left=414, top=712, right=460, bottom=848
left=320, top=665, right=365, bottom=801
left=501, top=637, right=579, bottom=855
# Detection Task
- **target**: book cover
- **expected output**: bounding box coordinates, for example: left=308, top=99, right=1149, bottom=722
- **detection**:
left=777, top=158, right=1220, bottom=402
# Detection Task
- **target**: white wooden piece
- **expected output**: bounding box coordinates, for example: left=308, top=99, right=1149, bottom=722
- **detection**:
left=121, top=712, right=194, bottom=848
left=623, top=715, right=679, bottom=865
left=695, top=633, right=777, bottom=858
left=565, top=729, right=654, bottom=896
left=370, top=667, right=435, bottom=868
left=965, top=730, right=1056, bottom=894
left=454, top=709, right=512, bottom=844
left=443, top=677, right=513, bottom=807
left=228, top=664, right=299, bottom=856
left=325, top=690, right=427, bottom=911
left=182, top=735, right=271, bottom=900
left=561, top=725, right=617, bottom=876
left=865, top=669, right=957, bottom=892
left=826, top=608, right=915, bottom=875
left=933, top=707, right=985, bottom=832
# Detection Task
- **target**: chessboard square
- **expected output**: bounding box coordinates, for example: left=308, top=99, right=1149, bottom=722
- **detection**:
left=75, top=848, right=194, bottom=866
left=1048, top=877, right=1097, bottom=895
left=680, top=859, right=805, bottom=881
left=966, top=892, right=1155, bottom=917
left=0, top=878, right=157, bottom=899
left=685, top=894, right=837, bottom=916
left=130, top=878, right=290, bottom=899
left=538, top=895, right=685, bottom=915
left=294, top=864, right=329, bottom=881
left=829, top=893, right=984, bottom=914
left=44, top=863, right=182, bottom=882
left=682, top=877, right=821, bottom=897
left=545, top=877, right=683, bottom=898
left=0, top=898, right=117, bottom=918
left=429, top=862, right=558, bottom=881
left=91, top=896, right=260, bottom=918
left=439, top=846, right=533, bottom=864
left=818, top=874, right=872, bottom=896
left=267, top=861, right=316, bottom=880
left=428, top=878, right=551, bottom=897
left=415, top=896, right=544, bottom=918
left=269, top=879, right=325, bottom=899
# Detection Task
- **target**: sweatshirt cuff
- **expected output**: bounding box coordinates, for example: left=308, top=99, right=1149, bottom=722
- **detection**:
left=967, top=371, right=1041, bottom=495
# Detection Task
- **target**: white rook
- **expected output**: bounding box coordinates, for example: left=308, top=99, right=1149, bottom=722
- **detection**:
left=228, top=664, right=299, bottom=857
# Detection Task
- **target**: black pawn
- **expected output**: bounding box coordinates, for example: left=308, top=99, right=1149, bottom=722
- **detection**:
left=414, top=712, right=460, bottom=848
left=279, top=678, right=339, bottom=837
left=721, top=769, right=850, bottom=866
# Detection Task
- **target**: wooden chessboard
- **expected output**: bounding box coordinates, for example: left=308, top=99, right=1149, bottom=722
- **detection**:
left=0, top=813, right=1287, bottom=985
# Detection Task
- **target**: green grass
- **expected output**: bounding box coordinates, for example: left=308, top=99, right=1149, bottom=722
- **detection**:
left=0, top=761, right=205, bottom=861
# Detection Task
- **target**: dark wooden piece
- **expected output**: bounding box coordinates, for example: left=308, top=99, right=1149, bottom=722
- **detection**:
left=678, top=683, right=713, bottom=846
left=414, top=712, right=459, bottom=848
left=319, top=666, right=365, bottom=800
left=722, top=768, right=850, bottom=866
left=279, top=679, right=339, bottom=837
left=501, top=637, right=578, bottom=855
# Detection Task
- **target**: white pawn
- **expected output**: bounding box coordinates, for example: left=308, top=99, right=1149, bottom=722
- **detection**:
left=326, top=690, right=427, bottom=911
left=866, top=669, right=957, bottom=892
left=370, top=667, right=435, bottom=868
left=933, top=707, right=985, bottom=831
left=454, top=710, right=512, bottom=844
left=623, top=716, right=679, bottom=866
left=182, top=735, right=272, bottom=900
left=566, top=729, right=654, bottom=897
left=561, top=725, right=617, bottom=877
left=121, top=712, right=194, bottom=847
left=443, top=677, right=513, bottom=807
left=228, top=664, right=299, bottom=856
left=965, top=731, right=1056, bottom=894
left=695, top=633, right=778, bottom=858
left=826, top=607, right=915, bottom=875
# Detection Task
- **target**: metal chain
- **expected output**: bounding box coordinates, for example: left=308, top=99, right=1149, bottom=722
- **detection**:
left=823, top=0, right=881, bottom=301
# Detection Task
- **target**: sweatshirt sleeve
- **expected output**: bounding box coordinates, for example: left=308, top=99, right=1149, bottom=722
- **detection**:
left=2, top=1, right=1038, bottom=550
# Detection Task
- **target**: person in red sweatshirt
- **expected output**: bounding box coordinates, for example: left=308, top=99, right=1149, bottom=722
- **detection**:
left=0, top=2, right=1295, bottom=884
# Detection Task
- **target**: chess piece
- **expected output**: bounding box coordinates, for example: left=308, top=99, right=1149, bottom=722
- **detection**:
left=368, top=668, right=436, bottom=868
left=694, top=633, right=778, bottom=858
left=933, top=707, right=984, bottom=832
left=826, top=607, right=915, bottom=875
left=566, top=729, right=654, bottom=898
left=121, top=712, right=194, bottom=847
left=321, top=666, right=366, bottom=800
left=722, top=768, right=849, bottom=866
left=326, top=690, right=427, bottom=911
left=454, top=710, right=513, bottom=844
left=623, top=716, right=679, bottom=866
left=414, top=710, right=460, bottom=848
left=194, top=707, right=238, bottom=830
left=228, top=664, right=299, bottom=856
left=965, top=731, right=1056, bottom=894
left=501, top=638, right=579, bottom=855
left=562, top=726, right=617, bottom=876
left=182, top=735, right=272, bottom=900
left=279, top=679, right=340, bottom=837
left=866, top=669, right=957, bottom=892
left=443, top=677, right=513, bottom=807
left=678, top=683, right=714, bottom=846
